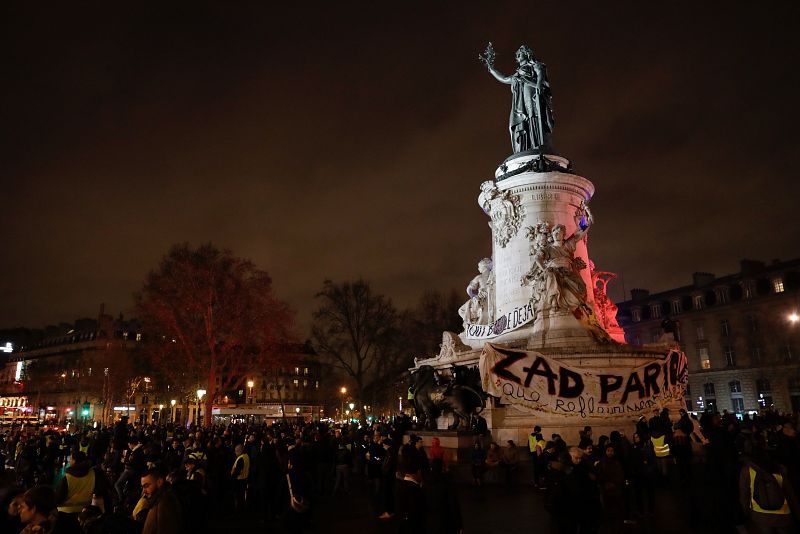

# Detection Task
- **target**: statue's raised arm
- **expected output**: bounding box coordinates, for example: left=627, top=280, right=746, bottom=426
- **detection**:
left=480, top=42, right=512, bottom=84
left=568, top=201, right=593, bottom=243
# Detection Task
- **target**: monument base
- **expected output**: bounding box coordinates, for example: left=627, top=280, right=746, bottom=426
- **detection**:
left=414, top=334, right=686, bottom=447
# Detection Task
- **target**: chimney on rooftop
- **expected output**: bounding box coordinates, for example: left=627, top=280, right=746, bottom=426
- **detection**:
left=692, top=272, right=715, bottom=288
left=740, top=259, right=765, bottom=275
left=630, top=288, right=650, bottom=302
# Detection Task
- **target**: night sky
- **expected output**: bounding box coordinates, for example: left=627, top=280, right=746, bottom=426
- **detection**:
left=2, top=2, right=799, bottom=334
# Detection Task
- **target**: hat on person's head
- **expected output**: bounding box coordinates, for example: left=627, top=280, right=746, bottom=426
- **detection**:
left=409, top=434, right=421, bottom=443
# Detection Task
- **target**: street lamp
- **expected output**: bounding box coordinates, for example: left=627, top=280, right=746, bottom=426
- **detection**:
left=789, top=312, right=799, bottom=324
left=247, top=380, right=254, bottom=404
left=340, top=386, right=347, bottom=422
left=196, top=389, right=206, bottom=426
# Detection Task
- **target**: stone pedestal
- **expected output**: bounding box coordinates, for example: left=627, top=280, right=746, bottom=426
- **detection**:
left=491, top=153, right=595, bottom=319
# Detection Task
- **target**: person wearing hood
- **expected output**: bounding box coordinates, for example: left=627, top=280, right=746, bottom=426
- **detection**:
left=55, top=450, right=112, bottom=514
left=428, top=437, right=448, bottom=472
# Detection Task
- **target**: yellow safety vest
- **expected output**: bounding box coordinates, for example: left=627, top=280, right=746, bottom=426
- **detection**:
left=231, top=453, right=250, bottom=480
left=58, top=469, right=95, bottom=513
left=407, top=387, right=414, bottom=400
left=651, top=435, right=670, bottom=457
left=528, top=435, right=537, bottom=453
left=537, top=439, right=547, bottom=454
left=79, top=443, right=89, bottom=454
left=748, top=467, right=790, bottom=515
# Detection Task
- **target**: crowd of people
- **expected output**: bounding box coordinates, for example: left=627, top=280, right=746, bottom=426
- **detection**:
left=0, top=407, right=797, bottom=534
left=0, top=414, right=465, bottom=534
left=512, top=408, right=800, bottom=533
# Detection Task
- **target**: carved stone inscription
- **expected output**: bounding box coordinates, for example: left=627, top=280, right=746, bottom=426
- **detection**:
left=532, top=192, right=560, bottom=201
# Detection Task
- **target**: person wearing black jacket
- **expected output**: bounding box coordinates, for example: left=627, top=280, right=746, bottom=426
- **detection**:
left=378, top=438, right=397, bottom=520
left=396, top=444, right=426, bottom=534
left=115, top=437, right=146, bottom=503
left=425, top=458, right=462, bottom=534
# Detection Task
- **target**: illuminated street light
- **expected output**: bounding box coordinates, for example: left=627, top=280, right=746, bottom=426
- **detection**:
left=195, top=389, right=207, bottom=426
left=789, top=312, right=799, bottom=323
left=340, top=387, right=347, bottom=422
left=170, top=399, right=176, bottom=406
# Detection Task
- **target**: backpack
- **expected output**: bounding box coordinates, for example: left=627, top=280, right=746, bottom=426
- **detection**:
left=751, top=464, right=785, bottom=511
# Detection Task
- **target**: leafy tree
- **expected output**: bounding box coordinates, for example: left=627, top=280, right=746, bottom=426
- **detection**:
left=136, top=243, right=294, bottom=427
left=311, top=279, right=409, bottom=412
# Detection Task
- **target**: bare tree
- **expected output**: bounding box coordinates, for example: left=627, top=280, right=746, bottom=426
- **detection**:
left=311, top=280, right=409, bottom=411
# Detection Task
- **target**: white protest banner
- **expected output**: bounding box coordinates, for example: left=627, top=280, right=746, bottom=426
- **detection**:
left=464, top=301, right=535, bottom=340
left=479, top=343, right=688, bottom=418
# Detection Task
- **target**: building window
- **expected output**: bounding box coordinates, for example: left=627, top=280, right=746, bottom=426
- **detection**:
left=315, top=381, right=319, bottom=389
left=294, top=367, right=300, bottom=375
left=303, top=379, right=308, bottom=388
left=729, top=380, right=742, bottom=393
left=632, top=309, right=641, bottom=322
left=650, top=304, right=661, bottom=319
left=747, top=315, right=758, bottom=332
left=671, top=300, right=681, bottom=315
left=693, top=295, right=704, bottom=310
left=122, top=332, right=129, bottom=340
left=293, top=379, right=299, bottom=388
left=136, top=333, right=142, bottom=341
left=703, top=382, right=716, bottom=397
left=700, top=347, right=711, bottom=369
left=724, top=346, right=735, bottom=367
left=716, top=287, right=729, bottom=304
left=721, top=319, right=730, bottom=337
left=751, top=347, right=761, bottom=364
left=756, top=378, right=771, bottom=393
left=789, top=379, right=800, bottom=412
left=743, top=281, right=754, bottom=299
left=772, top=278, right=785, bottom=293
left=696, top=325, right=705, bottom=341
left=303, top=367, right=309, bottom=375
left=786, top=345, right=794, bottom=362
left=651, top=329, right=662, bottom=343
left=731, top=397, right=744, bottom=413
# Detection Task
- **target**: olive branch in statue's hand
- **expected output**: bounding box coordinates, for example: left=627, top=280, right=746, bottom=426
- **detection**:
left=478, top=42, right=495, bottom=68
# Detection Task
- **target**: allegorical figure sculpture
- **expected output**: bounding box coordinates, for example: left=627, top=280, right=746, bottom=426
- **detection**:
left=590, top=261, right=622, bottom=332
left=458, top=258, right=495, bottom=328
left=522, top=202, right=593, bottom=314
left=479, top=181, right=525, bottom=248
left=480, top=43, right=554, bottom=154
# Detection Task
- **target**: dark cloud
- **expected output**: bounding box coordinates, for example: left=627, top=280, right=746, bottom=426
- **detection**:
left=1, top=2, right=799, bottom=331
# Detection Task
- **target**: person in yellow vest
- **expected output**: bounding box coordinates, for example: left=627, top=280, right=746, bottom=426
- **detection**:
left=231, top=443, right=250, bottom=512
left=650, top=429, right=671, bottom=479
left=738, top=448, right=799, bottom=533
left=55, top=450, right=112, bottom=515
